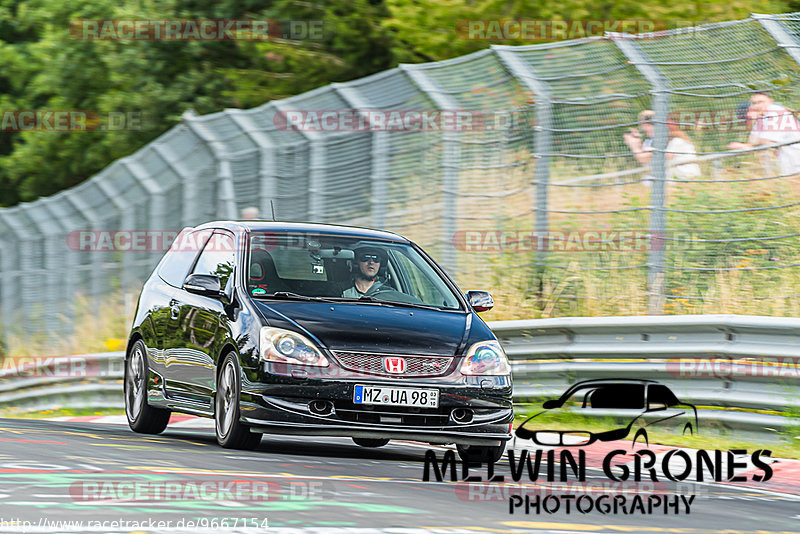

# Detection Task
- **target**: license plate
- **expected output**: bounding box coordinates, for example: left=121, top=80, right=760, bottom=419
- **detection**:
left=353, top=385, right=439, bottom=408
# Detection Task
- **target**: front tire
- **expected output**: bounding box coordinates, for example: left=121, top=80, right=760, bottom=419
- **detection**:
left=215, top=353, right=262, bottom=450
left=457, top=442, right=506, bottom=463
left=125, top=340, right=170, bottom=434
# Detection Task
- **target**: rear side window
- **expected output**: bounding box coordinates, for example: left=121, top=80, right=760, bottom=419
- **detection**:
left=191, top=232, right=236, bottom=291
left=158, top=230, right=212, bottom=288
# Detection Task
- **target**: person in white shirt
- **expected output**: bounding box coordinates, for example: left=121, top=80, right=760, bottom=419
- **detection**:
left=624, top=110, right=701, bottom=181
left=665, top=111, right=701, bottom=179
left=728, top=92, right=800, bottom=176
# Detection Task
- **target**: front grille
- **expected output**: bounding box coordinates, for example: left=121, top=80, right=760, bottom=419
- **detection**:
left=332, top=351, right=454, bottom=377
left=334, top=406, right=450, bottom=426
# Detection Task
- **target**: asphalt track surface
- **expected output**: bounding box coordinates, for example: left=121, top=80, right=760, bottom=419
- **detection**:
left=0, top=418, right=798, bottom=533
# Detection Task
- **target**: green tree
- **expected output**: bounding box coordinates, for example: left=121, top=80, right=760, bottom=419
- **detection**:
left=382, top=0, right=789, bottom=63
left=0, top=0, right=395, bottom=206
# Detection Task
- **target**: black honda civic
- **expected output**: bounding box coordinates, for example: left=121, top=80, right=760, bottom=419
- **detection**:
left=125, top=221, right=513, bottom=461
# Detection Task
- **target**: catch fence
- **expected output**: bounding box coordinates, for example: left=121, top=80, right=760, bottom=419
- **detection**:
left=4, top=14, right=800, bottom=336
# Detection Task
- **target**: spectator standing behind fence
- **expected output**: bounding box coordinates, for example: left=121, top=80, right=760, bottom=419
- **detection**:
left=728, top=92, right=800, bottom=176
left=623, top=110, right=655, bottom=184
left=623, top=109, right=655, bottom=165
left=624, top=110, right=700, bottom=181
left=733, top=101, right=777, bottom=175
left=241, top=206, right=260, bottom=220
left=664, top=111, right=701, bottom=179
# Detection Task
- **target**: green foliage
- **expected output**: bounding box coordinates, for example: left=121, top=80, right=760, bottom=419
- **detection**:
left=0, top=0, right=797, bottom=206
left=382, top=0, right=789, bottom=63
left=0, top=0, right=395, bottom=206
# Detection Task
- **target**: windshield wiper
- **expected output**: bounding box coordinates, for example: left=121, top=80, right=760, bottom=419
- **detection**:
left=329, top=295, right=443, bottom=311
left=256, top=291, right=338, bottom=303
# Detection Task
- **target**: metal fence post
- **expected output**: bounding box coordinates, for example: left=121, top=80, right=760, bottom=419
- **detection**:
left=152, top=140, right=201, bottom=228
left=217, top=157, right=238, bottom=220
left=227, top=111, right=277, bottom=223
left=0, top=212, right=21, bottom=336
left=333, top=83, right=387, bottom=230
left=755, top=14, right=800, bottom=65
left=615, top=37, right=670, bottom=315
left=493, top=47, right=553, bottom=275
left=62, top=191, right=105, bottom=307
left=38, top=197, right=79, bottom=330
left=122, top=158, right=166, bottom=244
left=95, top=172, right=133, bottom=290
left=400, top=64, right=460, bottom=275
left=183, top=113, right=239, bottom=221
left=272, top=100, right=327, bottom=223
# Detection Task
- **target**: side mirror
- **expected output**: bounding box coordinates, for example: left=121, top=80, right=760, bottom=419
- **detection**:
left=465, top=290, right=494, bottom=312
left=542, top=399, right=560, bottom=409
left=183, top=273, right=223, bottom=298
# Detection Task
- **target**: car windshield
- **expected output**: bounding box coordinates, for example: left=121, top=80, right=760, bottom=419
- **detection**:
left=247, top=232, right=462, bottom=310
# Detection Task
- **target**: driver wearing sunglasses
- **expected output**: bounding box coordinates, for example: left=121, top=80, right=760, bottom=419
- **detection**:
left=342, top=246, right=386, bottom=298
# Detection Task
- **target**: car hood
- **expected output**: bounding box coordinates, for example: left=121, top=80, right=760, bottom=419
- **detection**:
left=253, top=300, right=471, bottom=355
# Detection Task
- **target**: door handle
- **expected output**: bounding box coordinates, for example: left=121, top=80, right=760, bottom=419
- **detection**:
left=170, top=299, right=180, bottom=320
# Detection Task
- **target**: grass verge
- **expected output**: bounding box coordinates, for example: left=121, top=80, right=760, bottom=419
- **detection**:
left=514, top=405, right=800, bottom=459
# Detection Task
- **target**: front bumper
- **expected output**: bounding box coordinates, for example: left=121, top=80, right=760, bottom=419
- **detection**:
left=240, top=375, right=513, bottom=446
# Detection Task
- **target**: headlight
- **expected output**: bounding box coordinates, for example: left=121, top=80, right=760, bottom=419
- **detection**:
left=459, top=340, right=511, bottom=376
left=259, top=327, right=329, bottom=367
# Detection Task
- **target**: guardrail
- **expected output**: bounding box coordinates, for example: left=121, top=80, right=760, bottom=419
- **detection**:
left=489, top=314, right=800, bottom=438
left=0, top=315, right=797, bottom=439
left=0, top=352, right=124, bottom=414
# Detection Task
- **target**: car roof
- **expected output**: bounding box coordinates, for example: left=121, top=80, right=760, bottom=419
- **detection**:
left=193, top=220, right=410, bottom=243
left=567, top=379, right=659, bottom=389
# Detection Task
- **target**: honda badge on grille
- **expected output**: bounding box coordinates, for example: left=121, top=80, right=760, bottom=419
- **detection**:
left=383, top=357, right=406, bottom=374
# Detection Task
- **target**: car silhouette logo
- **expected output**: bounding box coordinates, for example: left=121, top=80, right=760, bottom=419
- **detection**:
left=515, top=379, right=698, bottom=448
left=383, top=357, right=406, bottom=374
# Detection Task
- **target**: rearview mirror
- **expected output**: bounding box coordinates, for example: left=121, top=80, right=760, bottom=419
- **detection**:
left=465, top=290, right=494, bottom=312
left=183, top=273, right=223, bottom=298
left=542, top=399, right=560, bottom=409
